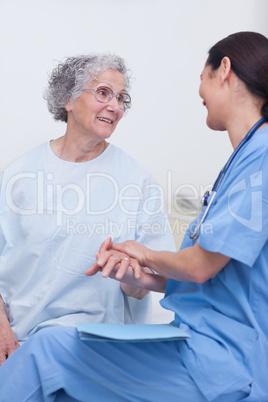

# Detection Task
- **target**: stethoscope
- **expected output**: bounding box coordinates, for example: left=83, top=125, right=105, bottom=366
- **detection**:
left=190, top=117, right=268, bottom=240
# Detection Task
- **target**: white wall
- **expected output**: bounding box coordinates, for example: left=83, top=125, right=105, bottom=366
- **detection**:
left=0, top=0, right=267, bottom=324
left=0, top=0, right=267, bottom=208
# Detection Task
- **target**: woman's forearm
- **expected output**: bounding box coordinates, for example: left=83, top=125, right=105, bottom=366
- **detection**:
left=0, top=295, right=20, bottom=366
left=121, top=268, right=168, bottom=298
left=0, top=295, right=8, bottom=323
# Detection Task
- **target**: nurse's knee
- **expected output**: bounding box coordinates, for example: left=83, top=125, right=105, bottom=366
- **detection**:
left=29, top=326, right=77, bottom=349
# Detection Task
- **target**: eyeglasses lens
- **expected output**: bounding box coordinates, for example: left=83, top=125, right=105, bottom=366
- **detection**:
left=95, top=87, right=112, bottom=103
left=95, top=87, right=130, bottom=111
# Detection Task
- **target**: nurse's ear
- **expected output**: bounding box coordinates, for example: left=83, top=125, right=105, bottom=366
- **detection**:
left=219, top=57, right=232, bottom=83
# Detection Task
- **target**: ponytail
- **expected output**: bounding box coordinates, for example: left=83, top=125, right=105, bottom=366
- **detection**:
left=207, top=32, right=268, bottom=117
left=261, top=100, right=268, bottom=120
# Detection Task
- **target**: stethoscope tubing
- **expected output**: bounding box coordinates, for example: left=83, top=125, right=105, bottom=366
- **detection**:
left=190, top=191, right=216, bottom=240
left=190, top=117, right=268, bottom=240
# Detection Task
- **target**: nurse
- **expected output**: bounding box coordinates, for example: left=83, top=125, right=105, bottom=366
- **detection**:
left=0, top=31, right=268, bottom=402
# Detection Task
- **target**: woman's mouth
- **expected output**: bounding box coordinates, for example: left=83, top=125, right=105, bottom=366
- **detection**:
left=97, top=117, right=113, bottom=124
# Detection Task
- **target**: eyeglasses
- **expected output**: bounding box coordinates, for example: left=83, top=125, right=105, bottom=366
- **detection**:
left=82, top=86, right=131, bottom=111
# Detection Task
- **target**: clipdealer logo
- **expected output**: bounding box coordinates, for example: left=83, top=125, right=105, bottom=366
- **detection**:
left=228, top=170, right=263, bottom=232
left=4, top=171, right=166, bottom=226
left=4, top=169, right=215, bottom=237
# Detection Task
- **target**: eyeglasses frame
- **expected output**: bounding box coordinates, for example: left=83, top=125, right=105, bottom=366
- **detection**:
left=82, top=87, right=131, bottom=111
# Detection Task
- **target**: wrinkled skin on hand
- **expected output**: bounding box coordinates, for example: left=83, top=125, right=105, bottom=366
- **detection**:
left=85, top=237, right=143, bottom=281
left=85, top=237, right=167, bottom=296
left=0, top=320, right=20, bottom=366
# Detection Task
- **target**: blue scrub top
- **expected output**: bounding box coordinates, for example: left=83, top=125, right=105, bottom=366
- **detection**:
left=161, top=125, right=268, bottom=401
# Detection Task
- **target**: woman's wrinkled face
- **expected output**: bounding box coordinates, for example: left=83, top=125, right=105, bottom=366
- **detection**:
left=199, top=63, right=226, bottom=131
left=65, top=69, right=126, bottom=142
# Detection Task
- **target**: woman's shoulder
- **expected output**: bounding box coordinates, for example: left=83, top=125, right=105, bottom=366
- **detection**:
left=108, top=144, right=155, bottom=178
left=2, top=142, right=49, bottom=176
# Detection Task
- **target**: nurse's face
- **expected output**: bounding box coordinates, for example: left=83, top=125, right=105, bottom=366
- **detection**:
left=199, top=64, right=227, bottom=132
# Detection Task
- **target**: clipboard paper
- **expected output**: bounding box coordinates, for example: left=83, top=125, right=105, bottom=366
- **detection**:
left=76, top=323, right=190, bottom=343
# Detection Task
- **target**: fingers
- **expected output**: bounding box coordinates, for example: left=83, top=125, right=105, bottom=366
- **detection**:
left=102, top=256, right=130, bottom=280
left=113, top=241, right=137, bottom=258
left=85, top=247, right=142, bottom=282
left=98, top=254, right=142, bottom=281
left=84, top=262, right=102, bottom=276
left=95, top=251, right=109, bottom=268
left=112, top=242, right=128, bottom=253
left=85, top=251, right=131, bottom=280
left=115, top=257, right=132, bottom=280
left=85, top=250, right=124, bottom=278
left=6, top=342, right=19, bottom=358
left=0, top=341, right=20, bottom=366
left=99, top=237, right=113, bottom=253
left=129, top=258, right=142, bottom=279
left=113, top=241, right=145, bottom=266
left=0, top=351, right=7, bottom=366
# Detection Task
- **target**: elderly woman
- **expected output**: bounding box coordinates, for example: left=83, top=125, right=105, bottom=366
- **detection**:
left=0, top=54, right=175, bottom=364
left=1, top=31, right=267, bottom=401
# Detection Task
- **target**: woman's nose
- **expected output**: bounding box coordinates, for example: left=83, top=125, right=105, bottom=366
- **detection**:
left=107, top=95, right=121, bottom=112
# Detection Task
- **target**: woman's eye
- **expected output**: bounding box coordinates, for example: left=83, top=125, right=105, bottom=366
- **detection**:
left=98, top=88, right=109, bottom=96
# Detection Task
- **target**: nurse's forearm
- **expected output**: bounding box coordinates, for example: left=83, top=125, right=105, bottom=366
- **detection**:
left=114, top=241, right=230, bottom=284
left=144, top=244, right=230, bottom=284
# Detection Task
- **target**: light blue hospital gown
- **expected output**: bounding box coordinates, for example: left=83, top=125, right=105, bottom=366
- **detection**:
left=0, top=142, right=175, bottom=343
left=1, top=126, right=268, bottom=401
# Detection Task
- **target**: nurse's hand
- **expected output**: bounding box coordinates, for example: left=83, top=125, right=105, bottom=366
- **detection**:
left=0, top=319, right=20, bottom=366
left=85, top=244, right=149, bottom=298
left=85, top=237, right=143, bottom=281
left=86, top=254, right=166, bottom=296
left=85, top=252, right=142, bottom=281
left=85, top=238, right=167, bottom=295
left=113, top=240, right=148, bottom=267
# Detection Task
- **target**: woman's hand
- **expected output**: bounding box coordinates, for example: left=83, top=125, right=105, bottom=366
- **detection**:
left=85, top=237, right=167, bottom=294
left=0, top=318, right=20, bottom=366
left=85, top=237, right=143, bottom=281
left=0, top=296, right=20, bottom=366
left=85, top=244, right=148, bottom=298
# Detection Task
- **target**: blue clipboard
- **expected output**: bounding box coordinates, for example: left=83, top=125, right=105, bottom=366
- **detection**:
left=76, top=323, right=190, bottom=343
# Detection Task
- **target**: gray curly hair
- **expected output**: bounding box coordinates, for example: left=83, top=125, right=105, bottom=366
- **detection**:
left=44, top=53, right=132, bottom=123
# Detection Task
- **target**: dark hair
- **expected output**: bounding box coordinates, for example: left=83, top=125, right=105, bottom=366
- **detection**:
left=206, top=31, right=268, bottom=119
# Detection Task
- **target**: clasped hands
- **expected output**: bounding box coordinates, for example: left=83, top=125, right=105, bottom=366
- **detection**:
left=85, top=237, right=148, bottom=283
